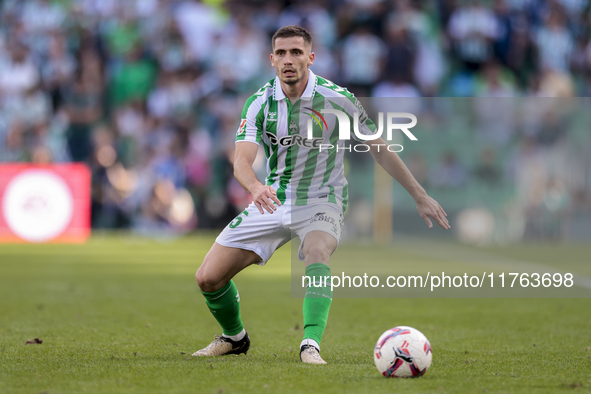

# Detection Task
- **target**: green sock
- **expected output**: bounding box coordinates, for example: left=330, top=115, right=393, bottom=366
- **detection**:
left=302, top=263, right=332, bottom=347
left=201, top=280, right=244, bottom=336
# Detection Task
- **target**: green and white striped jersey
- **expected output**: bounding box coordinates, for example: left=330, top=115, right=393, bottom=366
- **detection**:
left=236, top=70, right=376, bottom=211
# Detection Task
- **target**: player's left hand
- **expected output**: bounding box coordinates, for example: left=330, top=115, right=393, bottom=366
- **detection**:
left=416, top=195, right=450, bottom=230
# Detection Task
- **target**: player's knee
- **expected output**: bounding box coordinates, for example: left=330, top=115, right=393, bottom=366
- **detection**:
left=195, top=266, right=218, bottom=293
left=305, top=244, right=331, bottom=264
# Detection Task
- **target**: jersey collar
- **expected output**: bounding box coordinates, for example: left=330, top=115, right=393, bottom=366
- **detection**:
left=273, top=69, right=317, bottom=101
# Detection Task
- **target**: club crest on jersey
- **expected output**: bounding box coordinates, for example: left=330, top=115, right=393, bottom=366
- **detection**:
left=265, top=131, right=324, bottom=149
left=237, top=119, right=247, bottom=135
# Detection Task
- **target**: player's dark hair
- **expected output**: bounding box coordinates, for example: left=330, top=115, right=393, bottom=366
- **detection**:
left=272, top=25, right=312, bottom=49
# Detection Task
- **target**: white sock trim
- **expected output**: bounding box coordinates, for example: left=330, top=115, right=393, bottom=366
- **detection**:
left=300, top=338, right=320, bottom=352
left=222, top=329, right=246, bottom=341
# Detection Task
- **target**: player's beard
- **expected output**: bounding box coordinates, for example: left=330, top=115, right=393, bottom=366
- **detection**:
left=280, top=68, right=304, bottom=85
left=282, top=76, right=302, bottom=85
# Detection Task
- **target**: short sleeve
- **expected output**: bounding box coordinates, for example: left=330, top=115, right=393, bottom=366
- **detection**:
left=236, top=96, right=265, bottom=145
left=347, top=96, right=377, bottom=142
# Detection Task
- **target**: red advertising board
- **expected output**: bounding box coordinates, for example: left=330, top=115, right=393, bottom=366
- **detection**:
left=0, top=164, right=91, bottom=243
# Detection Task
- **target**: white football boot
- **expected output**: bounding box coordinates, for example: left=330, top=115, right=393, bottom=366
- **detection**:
left=192, top=333, right=250, bottom=357
left=300, top=345, right=327, bottom=365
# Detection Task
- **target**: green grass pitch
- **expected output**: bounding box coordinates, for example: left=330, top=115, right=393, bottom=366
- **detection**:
left=1, top=235, right=590, bottom=393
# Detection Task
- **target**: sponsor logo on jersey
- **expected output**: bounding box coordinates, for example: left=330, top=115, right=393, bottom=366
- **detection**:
left=237, top=119, right=247, bottom=135
left=265, top=132, right=324, bottom=149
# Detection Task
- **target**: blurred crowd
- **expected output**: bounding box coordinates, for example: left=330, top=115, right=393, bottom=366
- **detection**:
left=0, top=0, right=590, bottom=236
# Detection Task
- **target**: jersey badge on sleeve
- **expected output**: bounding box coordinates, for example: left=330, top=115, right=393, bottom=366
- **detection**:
left=237, top=119, right=247, bottom=135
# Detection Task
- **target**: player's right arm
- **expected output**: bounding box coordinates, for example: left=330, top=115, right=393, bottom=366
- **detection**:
left=234, top=88, right=280, bottom=214
left=234, top=142, right=281, bottom=215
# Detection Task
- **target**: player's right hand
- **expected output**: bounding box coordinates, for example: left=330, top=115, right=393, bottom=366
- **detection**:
left=251, top=184, right=281, bottom=214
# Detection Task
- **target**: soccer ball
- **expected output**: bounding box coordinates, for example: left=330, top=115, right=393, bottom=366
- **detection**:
left=374, top=326, right=432, bottom=378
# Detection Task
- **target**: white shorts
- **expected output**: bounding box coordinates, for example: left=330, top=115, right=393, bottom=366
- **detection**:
left=215, top=202, right=344, bottom=265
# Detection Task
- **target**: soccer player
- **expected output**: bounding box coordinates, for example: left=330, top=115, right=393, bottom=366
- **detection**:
left=193, top=25, right=450, bottom=364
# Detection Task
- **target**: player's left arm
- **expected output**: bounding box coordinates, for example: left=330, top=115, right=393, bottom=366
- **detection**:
left=366, top=137, right=450, bottom=230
